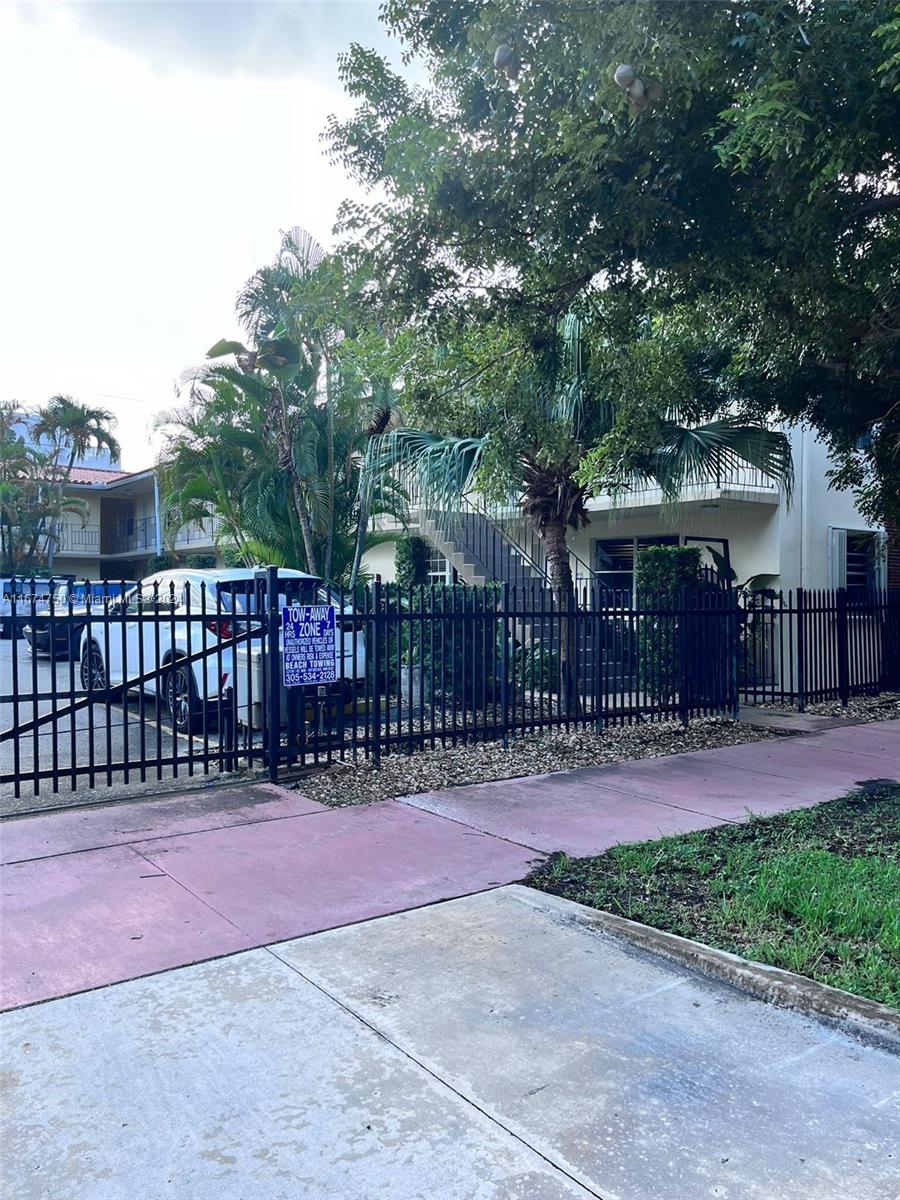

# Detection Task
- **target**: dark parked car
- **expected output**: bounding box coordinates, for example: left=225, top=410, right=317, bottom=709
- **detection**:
left=23, top=581, right=136, bottom=658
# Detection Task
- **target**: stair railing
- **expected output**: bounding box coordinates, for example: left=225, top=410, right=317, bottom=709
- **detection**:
left=408, top=477, right=608, bottom=607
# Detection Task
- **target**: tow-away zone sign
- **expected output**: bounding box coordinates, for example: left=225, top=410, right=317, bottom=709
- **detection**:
left=281, top=604, right=337, bottom=686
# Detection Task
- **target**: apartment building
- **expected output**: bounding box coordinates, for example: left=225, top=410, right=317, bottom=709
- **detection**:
left=361, top=426, right=888, bottom=597
left=47, top=466, right=221, bottom=581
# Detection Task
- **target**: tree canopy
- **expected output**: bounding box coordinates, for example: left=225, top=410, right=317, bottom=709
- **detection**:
left=329, top=0, right=900, bottom=522
left=159, top=230, right=406, bottom=583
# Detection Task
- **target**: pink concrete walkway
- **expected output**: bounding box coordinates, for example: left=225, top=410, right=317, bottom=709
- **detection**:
left=1, top=785, right=539, bottom=1009
left=2, top=721, right=896, bottom=1011
left=402, top=721, right=898, bottom=854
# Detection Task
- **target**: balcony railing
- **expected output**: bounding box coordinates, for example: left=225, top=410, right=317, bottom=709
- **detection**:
left=111, top=517, right=156, bottom=554
left=50, top=523, right=100, bottom=554
left=173, top=517, right=221, bottom=547
left=594, top=463, right=780, bottom=506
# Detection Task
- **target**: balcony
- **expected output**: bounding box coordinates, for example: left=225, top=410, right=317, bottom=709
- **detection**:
left=173, top=517, right=221, bottom=548
left=110, top=517, right=156, bottom=554
left=587, top=464, right=780, bottom=514
left=51, top=523, right=100, bottom=555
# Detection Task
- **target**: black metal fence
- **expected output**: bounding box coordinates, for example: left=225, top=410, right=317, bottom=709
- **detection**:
left=738, top=587, right=900, bottom=707
left=2, top=570, right=898, bottom=800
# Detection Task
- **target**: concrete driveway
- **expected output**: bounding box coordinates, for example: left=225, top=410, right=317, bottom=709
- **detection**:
left=2, top=886, right=897, bottom=1200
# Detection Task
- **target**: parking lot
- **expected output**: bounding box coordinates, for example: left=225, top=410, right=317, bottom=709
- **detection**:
left=0, top=638, right=247, bottom=814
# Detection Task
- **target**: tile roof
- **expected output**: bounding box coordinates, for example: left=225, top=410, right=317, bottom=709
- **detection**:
left=65, top=466, right=133, bottom=484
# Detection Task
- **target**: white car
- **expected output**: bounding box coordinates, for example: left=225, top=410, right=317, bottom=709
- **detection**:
left=79, top=568, right=367, bottom=734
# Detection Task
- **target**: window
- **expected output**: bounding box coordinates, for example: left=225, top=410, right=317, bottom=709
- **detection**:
left=425, top=547, right=451, bottom=585
left=829, top=528, right=885, bottom=593
left=846, top=533, right=876, bottom=591
left=592, top=535, right=679, bottom=595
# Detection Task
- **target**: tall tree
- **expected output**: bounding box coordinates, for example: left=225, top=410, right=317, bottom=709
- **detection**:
left=30, top=395, right=121, bottom=567
left=329, top=0, right=900, bottom=523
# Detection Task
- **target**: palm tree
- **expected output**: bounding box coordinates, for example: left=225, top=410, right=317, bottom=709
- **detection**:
left=205, top=228, right=409, bottom=583
left=31, top=394, right=120, bottom=481
left=29, top=395, right=120, bottom=567
left=363, top=315, right=793, bottom=711
left=207, top=228, right=331, bottom=574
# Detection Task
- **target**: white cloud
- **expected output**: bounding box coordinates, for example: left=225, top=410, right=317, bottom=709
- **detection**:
left=0, top=2, right=386, bottom=469
left=65, top=0, right=391, bottom=81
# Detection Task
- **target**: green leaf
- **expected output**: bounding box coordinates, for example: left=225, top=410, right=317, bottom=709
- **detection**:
left=207, top=339, right=249, bottom=359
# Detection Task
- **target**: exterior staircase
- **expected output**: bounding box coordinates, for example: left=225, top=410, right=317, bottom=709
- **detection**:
left=418, top=508, right=550, bottom=599
left=416, top=501, right=635, bottom=692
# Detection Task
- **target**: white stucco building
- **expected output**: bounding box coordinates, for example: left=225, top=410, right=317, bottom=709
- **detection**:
left=361, top=426, right=886, bottom=597
left=32, top=424, right=885, bottom=596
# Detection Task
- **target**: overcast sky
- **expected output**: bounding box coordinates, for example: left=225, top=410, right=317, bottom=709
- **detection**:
left=1, top=1, right=397, bottom=468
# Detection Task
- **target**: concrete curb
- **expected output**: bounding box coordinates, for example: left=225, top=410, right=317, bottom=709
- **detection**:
left=577, top=907, right=900, bottom=1054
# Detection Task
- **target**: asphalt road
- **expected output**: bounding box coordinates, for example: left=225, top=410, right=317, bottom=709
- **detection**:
left=0, top=638, right=245, bottom=814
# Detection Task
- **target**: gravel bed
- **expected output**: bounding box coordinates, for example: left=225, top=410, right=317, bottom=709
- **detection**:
left=295, top=716, right=782, bottom=807
left=803, top=692, right=900, bottom=722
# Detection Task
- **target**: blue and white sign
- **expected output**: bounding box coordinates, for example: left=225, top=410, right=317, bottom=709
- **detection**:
left=281, top=604, right=337, bottom=687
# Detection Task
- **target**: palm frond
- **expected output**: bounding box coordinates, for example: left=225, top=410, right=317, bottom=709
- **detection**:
left=648, top=418, right=794, bottom=501
left=362, top=428, right=486, bottom=518
left=279, top=227, right=326, bottom=277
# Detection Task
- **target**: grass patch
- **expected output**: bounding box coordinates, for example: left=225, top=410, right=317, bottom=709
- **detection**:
left=527, top=785, right=900, bottom=1007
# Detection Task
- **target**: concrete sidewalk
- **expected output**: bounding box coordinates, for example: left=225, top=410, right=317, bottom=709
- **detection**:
left=400, top=720, right=899, bottom=853
left=0, top=784, right=538, bottom=1009
left=2, top=720, right=897, bottom=1010
left=3, top=887, right=897, bottom=1200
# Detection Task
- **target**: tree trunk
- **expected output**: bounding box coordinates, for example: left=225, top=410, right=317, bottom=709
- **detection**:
left=293, top=481, right=320, bottom=576
left=541, top=517, right=579, bottom=717
left=348, top=485, right=370, bottom=593
left=271, top=384, right=319, bottom=576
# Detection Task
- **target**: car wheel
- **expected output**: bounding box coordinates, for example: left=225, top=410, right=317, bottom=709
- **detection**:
left=166, top=660, right=199, bottom=734
left=80, top=643, right=106, bottom=690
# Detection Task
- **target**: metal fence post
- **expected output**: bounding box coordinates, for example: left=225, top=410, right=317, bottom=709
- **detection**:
left=500, top=582, right=510, bottom=747
left=266, top=564, right=281, bottom=782
left=728, top=586, right=740, bottom=719
left=371, top=577, right=382, bottom=766
left=678, top=585, right=690, bottom=726
left=836, top=586, right=850, bottom=706
left=887, top=589, right=900, bottom=690
left=796, top=587, right=806, bottom=711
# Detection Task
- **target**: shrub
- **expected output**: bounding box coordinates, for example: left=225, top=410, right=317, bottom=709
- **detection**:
left=373, top=582, right=504, bottom=706
left=394, top=536, right=430, bottom=591
left=185, top=553, right=217, bottom=570
left=512, top=639, right=559, bottom=692
left=147, top=552, right=176, bottom=573
left=635, top=545, right=702, bottom=600
left=635, top=545, right=702, bottom=705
